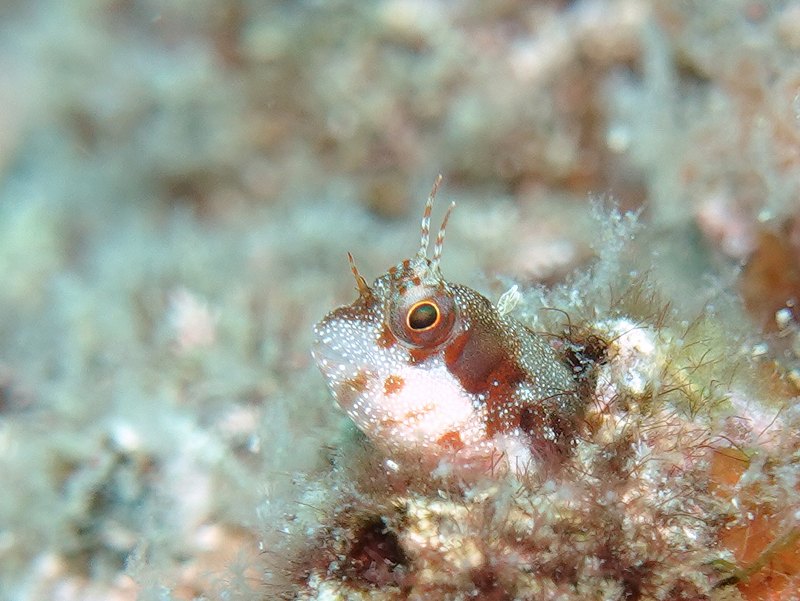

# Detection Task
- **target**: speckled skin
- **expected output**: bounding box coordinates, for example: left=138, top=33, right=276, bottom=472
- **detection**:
left=312, top=182, right=579, bottom=464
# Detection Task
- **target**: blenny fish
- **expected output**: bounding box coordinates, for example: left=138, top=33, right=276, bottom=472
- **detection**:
left=312, top=178, right=580, bottom=468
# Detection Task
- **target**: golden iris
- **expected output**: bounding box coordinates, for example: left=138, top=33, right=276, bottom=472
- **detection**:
left=407, top=301, right=440, bottom=331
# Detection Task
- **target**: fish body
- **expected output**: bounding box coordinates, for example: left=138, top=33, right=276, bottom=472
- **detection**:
left=312, top=178, right=579, bottom=466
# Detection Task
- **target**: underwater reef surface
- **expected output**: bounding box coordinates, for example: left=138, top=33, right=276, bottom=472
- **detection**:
left=0, top=1, right=799, bottom=600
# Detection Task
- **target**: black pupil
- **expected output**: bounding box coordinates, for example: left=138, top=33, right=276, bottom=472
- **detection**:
left=408, top=302, right=438, bottom=330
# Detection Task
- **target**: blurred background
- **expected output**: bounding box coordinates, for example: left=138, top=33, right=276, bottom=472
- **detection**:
left=1, top=1, right=799, bottom=599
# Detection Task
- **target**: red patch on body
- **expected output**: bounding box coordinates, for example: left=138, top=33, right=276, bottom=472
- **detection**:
left=336, top=370, right=370, bottom=409
left=443, top=331, right=470, bottom=369
left=443, top=329, right=510, bottom=394
left=408, top=347, right=437, bottom=364
left=443, top=329, right=527, bottom=437
left=437, top=431, right=464, bottom=450
left=383, top=375, right=405, bottom=395
left=345, top=371, right=369, bottom=392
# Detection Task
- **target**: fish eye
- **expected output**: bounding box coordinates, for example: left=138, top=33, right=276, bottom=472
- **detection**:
left=388, top=287, right=457, bottom=349
left=407, top=300, right=440, bottom=331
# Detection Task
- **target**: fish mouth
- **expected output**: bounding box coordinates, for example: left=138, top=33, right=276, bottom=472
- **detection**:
left=311, top=328, right=375, bottom=412
left=311, top=313, right=369, bottom=383
left=312, top=310, right=346, bottom=364
left=310, top=336, right=345, bottom=380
